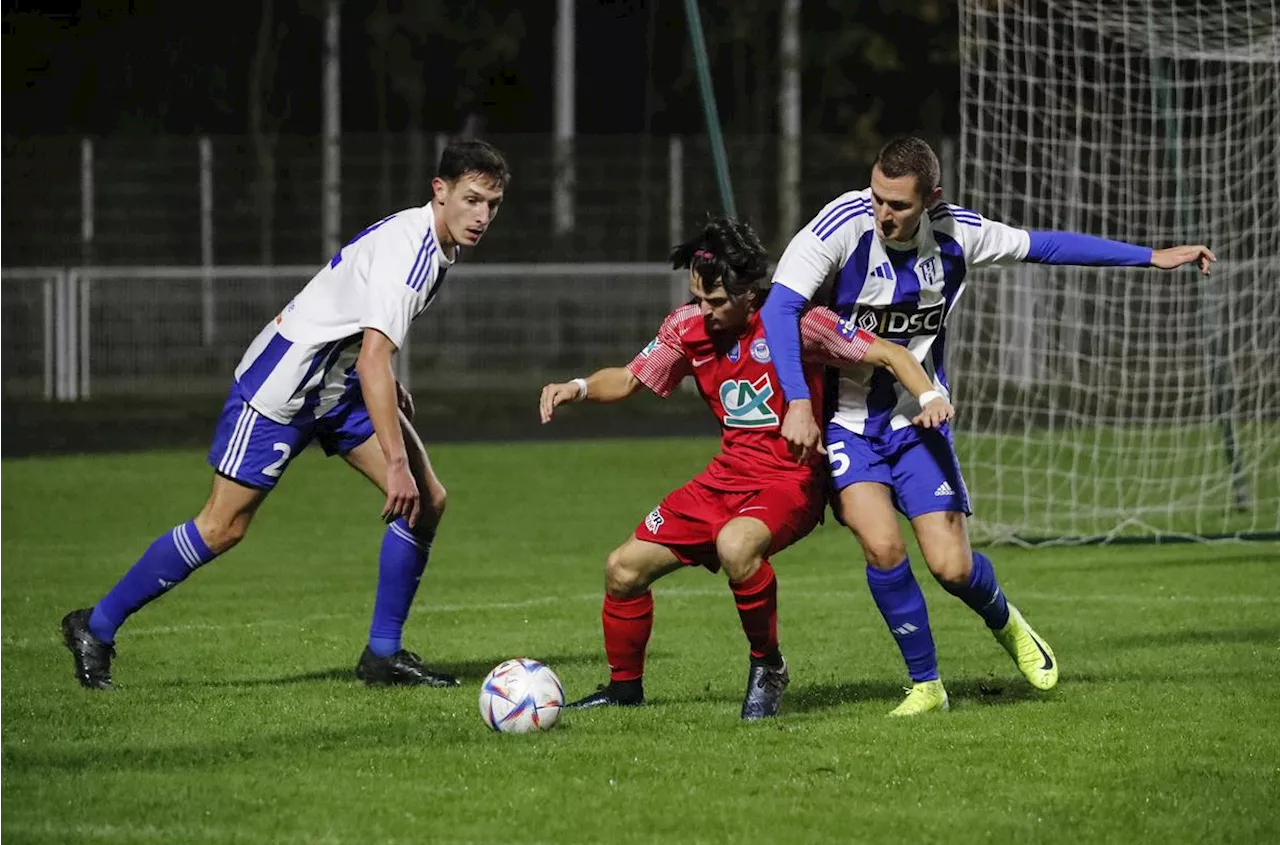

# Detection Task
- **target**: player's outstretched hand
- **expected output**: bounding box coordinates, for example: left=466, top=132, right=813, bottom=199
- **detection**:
left=912, top=396, right=955, bottom=429
left=539, top=382, right=579, bottom=424
left=781, top=399, right=825, bottom=464
left=1152, top=245, right=1216, bottom=275
left=396, top=381, right=416, bottom=421
left=382, top=459, right=421, bottom=527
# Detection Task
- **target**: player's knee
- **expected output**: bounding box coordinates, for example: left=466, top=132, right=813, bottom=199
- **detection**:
left=860, top=537, right=908, bottom=570
left=194, top=512, right=251, bottom=555
left=715, top=532, right=763, bottom=583
left=425, top=485, right=447, bottom=521
left=604, top=548, right=648, bottom=598
left=927, top=553, right=972, bottom=587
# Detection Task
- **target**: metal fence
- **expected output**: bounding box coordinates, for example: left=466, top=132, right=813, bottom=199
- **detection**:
left=8, top=258, right=1277, bottom=417
left=1, top=132, right=957, bottom=268
left=1, top=264, right=687, bottom=402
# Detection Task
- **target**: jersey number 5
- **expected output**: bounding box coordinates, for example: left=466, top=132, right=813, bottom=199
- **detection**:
left=827, top=441, right=851, bottom=477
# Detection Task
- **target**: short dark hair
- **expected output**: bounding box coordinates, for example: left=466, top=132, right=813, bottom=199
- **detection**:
left=670, top=217, right=770, bottom=298
left=437, top=139, right=510, bottom=188
left=873, top=136, right=940, bottom=197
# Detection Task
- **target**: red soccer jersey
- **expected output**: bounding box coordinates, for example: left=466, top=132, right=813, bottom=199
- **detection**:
left=627, top=304, right=877, bottom=490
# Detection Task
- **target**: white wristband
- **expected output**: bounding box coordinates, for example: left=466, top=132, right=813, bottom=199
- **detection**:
left=571, top=377, right=589, bottom=401
left=919, top=390, right=943, bottom=407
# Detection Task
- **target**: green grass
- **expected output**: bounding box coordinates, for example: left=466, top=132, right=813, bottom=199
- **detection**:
left=3, top=439, right=1279, bottom=844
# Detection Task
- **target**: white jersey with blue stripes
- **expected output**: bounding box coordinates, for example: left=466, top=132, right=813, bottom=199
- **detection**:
left=772, top=188, right=1031, bottom=436
left=233, top=204, right=456, bottom=425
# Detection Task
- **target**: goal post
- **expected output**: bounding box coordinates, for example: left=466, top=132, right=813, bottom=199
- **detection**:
left=956, top=0, right=1280, bottom=544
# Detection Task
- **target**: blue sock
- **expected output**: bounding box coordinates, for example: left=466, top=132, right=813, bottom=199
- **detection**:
left=90, top=521, right=217, bottom=643
left=866, top=559, right=939, bottom=683
left=368, top=519, right=433, bottom=657
left=939, top=551, right=1010, bottom=630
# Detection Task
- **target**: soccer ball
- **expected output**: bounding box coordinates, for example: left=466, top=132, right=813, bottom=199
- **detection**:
left=478, top=658, right=565, bottom=734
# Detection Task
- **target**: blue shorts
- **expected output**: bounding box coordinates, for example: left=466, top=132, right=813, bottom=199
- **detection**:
left=206, top=386, right=375, bottom=490
left=825, top=422, right=971, bottom=518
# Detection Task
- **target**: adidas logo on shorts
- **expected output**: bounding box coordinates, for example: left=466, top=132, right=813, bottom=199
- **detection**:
left=934, top=482, right=955, bottom=497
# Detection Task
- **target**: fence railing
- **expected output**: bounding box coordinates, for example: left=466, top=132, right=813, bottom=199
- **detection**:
left=2, top=133, right=960, bottom=268
left=2, top=264, right=689, bottom=402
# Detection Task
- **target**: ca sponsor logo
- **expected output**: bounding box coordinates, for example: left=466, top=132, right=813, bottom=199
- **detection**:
left=719, top=374, right=779, bottom=429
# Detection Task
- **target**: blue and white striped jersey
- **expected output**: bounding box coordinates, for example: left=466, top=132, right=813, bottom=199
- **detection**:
left=772, top=188, right=1030, bottom=436
left=233, top=204, right=456, bottom=424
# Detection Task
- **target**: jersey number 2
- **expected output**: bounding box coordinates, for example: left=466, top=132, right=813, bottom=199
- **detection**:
left=262, top=443, right=292, bottom=478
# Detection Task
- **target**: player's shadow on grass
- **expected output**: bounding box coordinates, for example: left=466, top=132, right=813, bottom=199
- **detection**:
left=6, top=724, right=453, bottom=775
left=784, top=676, right=1048, bottom=713
left=195, top=652, right=605, bottom=688
left=1103, top=626, right=1280, bottom=650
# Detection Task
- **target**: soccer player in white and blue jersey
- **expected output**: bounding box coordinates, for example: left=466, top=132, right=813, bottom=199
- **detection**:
left=61, top=140, right=510, bottom=690
left=761, top=137, right=1215, bottom=715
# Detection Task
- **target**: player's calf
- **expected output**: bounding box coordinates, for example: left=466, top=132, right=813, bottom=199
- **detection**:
left=192, top=511, right=252, bottom=556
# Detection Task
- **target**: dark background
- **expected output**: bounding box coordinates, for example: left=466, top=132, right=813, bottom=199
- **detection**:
left=3, top=1, right=960, bottom=140
left=3, top=1, right=964, bottom=455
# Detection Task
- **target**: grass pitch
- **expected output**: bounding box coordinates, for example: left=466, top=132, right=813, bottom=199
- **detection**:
left=3, top=439, right=1278, bottom=844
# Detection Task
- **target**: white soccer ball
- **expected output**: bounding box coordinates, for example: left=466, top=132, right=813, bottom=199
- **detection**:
left=478, top=658, right=565, bottom=734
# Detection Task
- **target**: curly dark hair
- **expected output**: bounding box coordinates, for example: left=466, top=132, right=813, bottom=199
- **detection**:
left=669, top=216, right=770, bottom=298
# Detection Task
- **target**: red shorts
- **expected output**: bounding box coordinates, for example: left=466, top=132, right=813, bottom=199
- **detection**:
left=633, top=474, right=824, bottom=571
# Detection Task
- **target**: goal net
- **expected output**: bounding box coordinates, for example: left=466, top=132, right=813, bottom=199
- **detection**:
left=956, top=0, right=1280, bottom=543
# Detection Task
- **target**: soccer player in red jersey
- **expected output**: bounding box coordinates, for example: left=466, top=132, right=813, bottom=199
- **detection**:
left=538, top=218, right=953, bottom=720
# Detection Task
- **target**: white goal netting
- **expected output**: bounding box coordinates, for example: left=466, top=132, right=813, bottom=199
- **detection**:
left=956, top=0, right=1280, bottom=543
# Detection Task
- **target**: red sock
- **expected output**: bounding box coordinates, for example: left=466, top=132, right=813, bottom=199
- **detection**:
left=731, top=561, right=779, bottom=660
left=602, top=592, right=654, bottom=682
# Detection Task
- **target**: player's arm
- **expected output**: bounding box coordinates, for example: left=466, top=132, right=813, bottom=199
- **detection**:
left=540, top=312, right=692, bottom=424
left=539, top=368, right=641, bottom=423
left=761, top=206, right=847, bottom=461
left=956, top=207, right=1216, bottom=275
left=357, top=229, right=433, bottom=526
left=863, top=340, right=954, bottom=429
left=800, top=307, right=954, bottom=429
left=1026, top=232, right=1215, bottom=275
left=355, top=328, right=420, bottom=526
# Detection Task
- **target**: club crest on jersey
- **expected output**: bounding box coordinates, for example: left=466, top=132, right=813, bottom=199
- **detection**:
left=727, top=341, right=741, bottom=363
left=719, top=374, right=779, bottom=429
left=749, top=338, right=771, bottom=364
left=639, top=338, right=660, bottom=358
left=918, top=257, right=938, bottom=284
